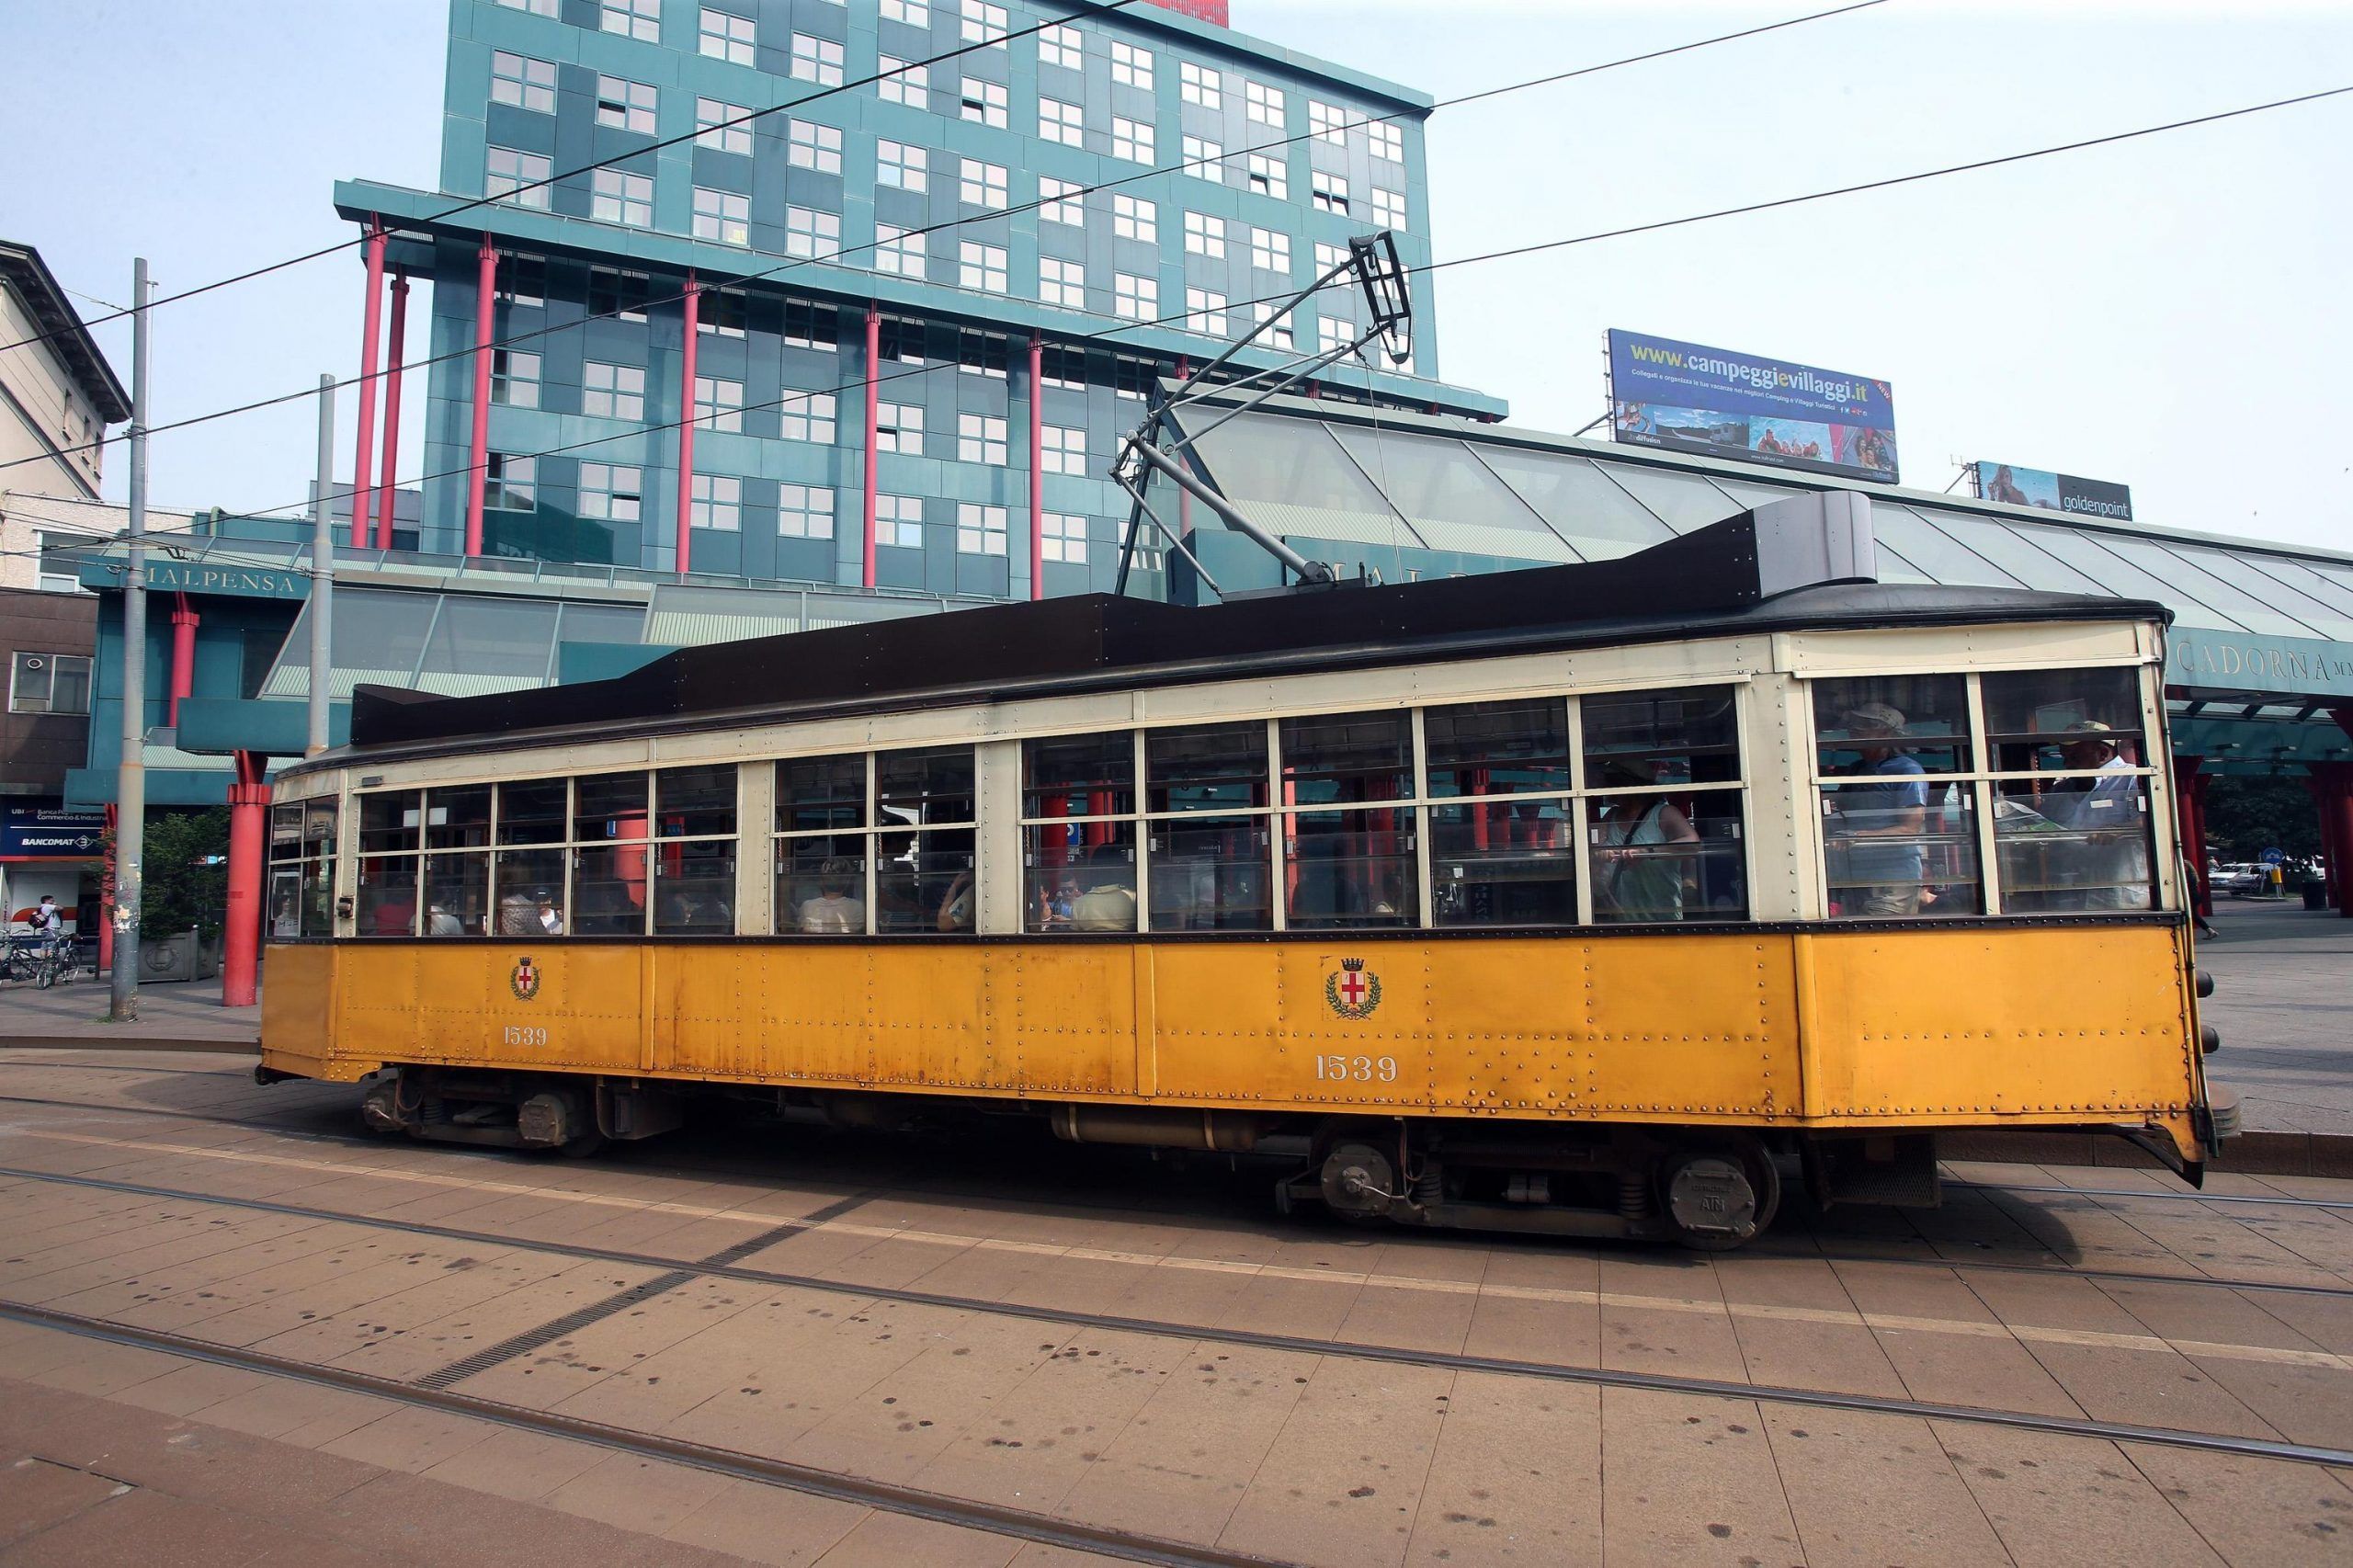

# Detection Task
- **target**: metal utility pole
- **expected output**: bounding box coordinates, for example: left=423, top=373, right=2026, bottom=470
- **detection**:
left=108, top=258, right=153, bottom=1022
left=308, top=373, right=335, bottom=756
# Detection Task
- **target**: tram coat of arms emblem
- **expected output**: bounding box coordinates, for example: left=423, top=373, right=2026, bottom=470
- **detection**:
left=509, top=955, right=541, bottom=1002
left=1325, top=958, right=1381, bottom=1020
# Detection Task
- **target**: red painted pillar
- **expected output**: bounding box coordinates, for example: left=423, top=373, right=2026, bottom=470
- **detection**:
left=222, top=751, right=271, bottom=1007
left=98, top=803, right=116, bottom=976
left=466, top=237, right=496, bottom=557
left=862, top=307, right=881, bottom=588
left=1028, top=335, right=1045, bottom=601
left=167, top=593, right=198, bottom=728
left=2316, top=761, right=2353, bottom=918
left=676, top=274, right=700, bottom=575
left=2171, top=756, right=2210, bottom=918
left=351, top=218, right=387, bottom=549
left=373, top=269, right=409, bottom=551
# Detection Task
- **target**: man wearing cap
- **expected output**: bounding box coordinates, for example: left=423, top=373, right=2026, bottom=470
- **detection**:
left=2043, top=721, right=2150, bottom=909
left=1825, top=701, right=1928, bottom=916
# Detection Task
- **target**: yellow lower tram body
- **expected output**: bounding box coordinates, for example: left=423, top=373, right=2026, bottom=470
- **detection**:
left=261, top=922, right=2215, bottom=1248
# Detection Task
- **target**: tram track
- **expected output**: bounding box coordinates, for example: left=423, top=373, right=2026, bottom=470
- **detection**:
left=6, top=1085, right=2353, bottom=1304
left=5, top=1159, right=2352, bottom=1471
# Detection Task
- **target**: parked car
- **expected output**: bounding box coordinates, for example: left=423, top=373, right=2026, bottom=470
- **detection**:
left=2211, top=863, right=2267, bottom=896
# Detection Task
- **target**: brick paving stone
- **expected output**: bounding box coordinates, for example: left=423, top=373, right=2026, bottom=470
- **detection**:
left=1932, top=1421, right=2229, bottom=1568
left=805, top=1508, right=1022, bottom=1568
left=659, top=1476, right=869, bottom=1568
left=1595, top=1386, right=1807, bottom=1568
left=0, top=1458, right=128, bottom=1549
left=1214, top=1355, right=1451, bottom=1568
left=1756, top=1406, right=2010, bottom=1568
left=1398, top=1369, right=1601, bottom=1567
left=2120, top=1442, right=2353, bottom=1568
left=544, top=1451, right=734, bottom=1536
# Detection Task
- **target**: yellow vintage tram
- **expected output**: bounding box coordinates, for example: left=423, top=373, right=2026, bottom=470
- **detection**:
left=258, top=498, right=2223, bottom=1247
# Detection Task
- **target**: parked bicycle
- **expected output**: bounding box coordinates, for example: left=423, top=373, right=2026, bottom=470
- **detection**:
left=1, top=931, right=91, bottom=989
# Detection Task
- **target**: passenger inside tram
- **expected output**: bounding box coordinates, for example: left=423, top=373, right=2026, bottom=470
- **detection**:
left=1070, top=844, right=1138, bottom=931
left=795, top=858, right=866, bottom=934
left=1822, top=700, right=1931, bottom=916
left=1589, top=758, right=1700, bottom=922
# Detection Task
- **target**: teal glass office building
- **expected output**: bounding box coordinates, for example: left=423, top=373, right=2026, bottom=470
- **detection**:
left=333, top=0, right=1506, bottom=600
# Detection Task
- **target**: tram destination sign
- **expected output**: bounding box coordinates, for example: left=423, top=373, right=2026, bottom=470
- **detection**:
left=1972, top=460, right=2132, bottom=521
left=1608, top=329, right=1899, bottom=484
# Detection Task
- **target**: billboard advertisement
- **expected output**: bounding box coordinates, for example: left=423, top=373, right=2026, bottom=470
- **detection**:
left=1607, top=329, right=1899, bottom=484
left=1972, top=461, right=2133, bottom=522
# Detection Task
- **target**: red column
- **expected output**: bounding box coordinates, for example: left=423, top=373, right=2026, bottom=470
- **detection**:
left=2315, top=760, right=2353, bottom=918
left=222, top=751, right=271, bottom=1007
left=351, top=218, right=387, bottom=550
left=373, top=270, right=409, bottom=551
left=862, top=307, right=881, bottom=588
left=676, top=274, right=700, bottom=575
left=1028, top=335, right=1045, bottom=601
left=98, top=803, right=116, bottom=975
left=167, top=593, right=198, bottom=728
left=465, top=237, right=496, bottom=557
left=2172, top=755, right=2211, bottom=918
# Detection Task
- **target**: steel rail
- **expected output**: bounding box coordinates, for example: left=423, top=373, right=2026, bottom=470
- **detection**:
left=4, top=1163, right=2349, bottom=1469
left=6, top=1088, right=2353, bottom=1301
left=0, top=1299, right=1297, bottom=1568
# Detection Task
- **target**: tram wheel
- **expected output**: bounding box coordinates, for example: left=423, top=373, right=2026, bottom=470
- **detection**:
left=1655, top=1140, right=1779, bottom=1251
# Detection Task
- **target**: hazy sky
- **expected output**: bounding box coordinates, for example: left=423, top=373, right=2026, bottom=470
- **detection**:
left=5, top=1, right=2348, bottom=551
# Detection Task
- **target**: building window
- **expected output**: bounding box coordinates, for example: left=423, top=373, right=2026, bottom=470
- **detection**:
left=1249, top=226, right=1290, bottom=274
left=692, top=187, right=750, bottom=245
left=957, top=502, right=1008, bottom=556
left=1371, top=186, right=1406, bottom=228
left=875, top=493, right=923, bottom=548
left=1111, top=115, right=1153, bottom=163
left=1179, top=60, right=1220, bottom=108
left=1245, top=152, right=1286, bottom=200
left=1319, top=315, right=1353, bottom=353
left=1183, top=210, right=1225, bottom=258
left=486, top=146, right=551, bottom=208
left=1040, top=424, right=1086, bottom=475
left=960, top=0, right=1007, bottom=46
left=779, top=483, right=836, bottom=539
left=491, top=51, right=556, bottom=114
left=1186, top=287, right=1226, bottom=337
left=958, top=413, right=1008, bottom=466
left=485, top=453, right=537, bottom=511
left=689, top=474, right=741, bottom=531
left=593, top=168, right=654, bottom=227
left=959, top=241, right=1008, bottom=294
left=8, top=653, right=91, bottom=715
left=602, top=0, right=660, bottom=43
left=875, top=224, right=926, bottom=278
left=777, top=391, right=837, bottom=443
left=582, top=361, right=647, bottom=420
left=1109, top=39, right=1152, bottom=90
left=1110, top=193, right=1154, bottom=243
left=1114, top=271, right=1156, bottom=320
left=960, top=157, right=1007, bottom=210
left=785, top=300, right=836, bottom=349
left=1182, top=134, right=1222, bottom=183
left=1040, top=176, right=1083, bottom=226
left=878, top=57, right=927, bottom=107
left=1039, top=256, right=1085, bottom=309
left=881, top=0, right=926, bottom=24
left=575, top=461, right=641, bottom=520
left=1244, top=77, right=1283, bottom=127
left=494, top=0, right=558, bottom=15
left=693, top=375, right=745, bottom=433
left=960, top=77, right=1007, bottom=129
left=1368, top=119, right=1404, bottom=162
left=695, top=97, right=753, bottom=154
left=589, top=267, right=651, bottom=322
left=1039, top=96, right=1082, bottom=146
left=1040, top=347, right=1086, bottom=390
left=877, top=140, right=926, bottom=191
left=874, top=402, right=923, bottom=453
left=1040, top=513, right=1087, bottom=564
left=1313, top=169, right=1349, bottom=215
left=958, top=330, right=1006, bottom=378
left=699, top=6, right=753, bottom=61
left=1251, top=302, right=1296, bottom=350
left=1038, top=22, right=1081, bottom=70
left=785, top=206, right=840, bottom=258
left=699, top=287, right=746, bottom=336
left=595, top=74, right=658, bottom=133
left=790, top=32, right=843, bottom=85
left=1315, top=240, right=1348, bottom=275
left=35, top=532, right=92, bottom=594
left=491, top=349, right=540, bottom=407
left=787, top=118, right=843, bottom=173
left=1309, top=99, right=1347, bottom=146
left=497, top=253, right=546, bottom=307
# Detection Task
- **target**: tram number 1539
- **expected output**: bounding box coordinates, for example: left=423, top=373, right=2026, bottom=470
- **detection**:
left=1315, top=1054, right=1398, bottom=1084
left=501, top=1025, right=549, bottom=1048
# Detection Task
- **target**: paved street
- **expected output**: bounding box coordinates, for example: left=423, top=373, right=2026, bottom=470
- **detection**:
left=2200, top=900, right=2353, bottom=1138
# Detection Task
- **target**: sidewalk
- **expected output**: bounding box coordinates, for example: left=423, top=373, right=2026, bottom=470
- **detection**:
left=0, top=972, right=259, bottom=1051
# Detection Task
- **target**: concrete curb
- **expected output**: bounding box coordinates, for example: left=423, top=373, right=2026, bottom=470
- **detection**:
left=1943, top=1128, right=2353, bottom=1180
left=0, top=1037, right=259, bottom=1056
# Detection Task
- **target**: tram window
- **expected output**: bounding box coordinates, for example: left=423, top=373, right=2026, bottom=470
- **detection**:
left=1146, top=722, right=1271, bottom=932
left=778, top=840, right=867, bottom=934
left=1425, top=699, right=1571, bottom=796
left=1984, top=667, right=2154, bottom=913
left=876, top=745, right=977, bottom=935
left=1281, top=710, right=1411, bottom=801
left=654, top=839, right=735, bottom=935
left=494, top=848, right=567, bottom=935
left=267, top=801, right=337, bottom=938
left=570, top=772, right=654, bottom=935
left=777, top=754, right=866, bottom=832
left=656, top=765, right=738, bottom=838
left=1023, top=733, right=1137, bottom=933
left=1280, top=711, right=1415, bottom=929
left=1432, top=798, right=1574, bottom=926
left=358, top=790, right=420, bottom=854
left=1981, top=667, right=2144, bottom=770
left=1587, top=791, right=1749, bottom=922
left=1813, top=676, right=1980, bottom=919
left=1581, top=687, right=1740, bottom=787
left=574, top=772, right=651, bottom=841
left=426, top=786, right=491, bottom=849
left=356, top=854, right=418, bottom=937
left=496, top=778, right=567, bottom=844
left=424, top=852, right=489, bottom=935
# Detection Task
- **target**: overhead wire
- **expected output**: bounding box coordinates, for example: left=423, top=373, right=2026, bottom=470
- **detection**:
left=208, top=75, right=2353, bottom=529
left=0, top=0, right=1893, bottom=476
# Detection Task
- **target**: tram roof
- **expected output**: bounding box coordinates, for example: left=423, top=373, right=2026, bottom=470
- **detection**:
left=334, top=508, right=2160, bottom=763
